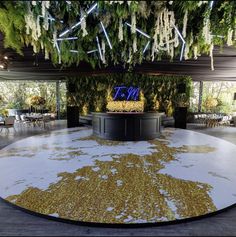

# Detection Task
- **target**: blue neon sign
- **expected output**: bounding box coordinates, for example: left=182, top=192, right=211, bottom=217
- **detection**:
left=113, top=86, right=140, bottom=101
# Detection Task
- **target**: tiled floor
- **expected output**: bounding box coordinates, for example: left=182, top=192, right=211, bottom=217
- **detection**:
left=0, top=121, right=236, bottom=236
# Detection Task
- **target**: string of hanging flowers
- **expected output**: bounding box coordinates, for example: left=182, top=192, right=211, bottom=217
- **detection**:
left=0, top=1, right=235, bottom=69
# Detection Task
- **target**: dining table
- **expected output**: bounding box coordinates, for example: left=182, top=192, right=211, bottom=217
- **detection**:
left=25, top=115, right=43, bottom=127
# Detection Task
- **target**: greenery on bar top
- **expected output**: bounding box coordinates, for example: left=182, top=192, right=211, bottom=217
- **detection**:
left=67, top=73, right=192, bottom=116
left=0, top=1, right=235, bottom=69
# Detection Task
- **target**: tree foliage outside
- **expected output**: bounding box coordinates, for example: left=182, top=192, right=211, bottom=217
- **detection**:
left=189, top=81, right=236, bottom=114
left=202, top=81, right=236, bottom=114
left=0, top=81, right=67, bottom=117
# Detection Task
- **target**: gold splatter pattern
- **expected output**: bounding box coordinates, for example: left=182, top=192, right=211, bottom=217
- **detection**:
left=5, top=134, right=218, bottom=224
left=180, top=145, right=216, bottom=153
left=75, top=135, right=125, bottom=146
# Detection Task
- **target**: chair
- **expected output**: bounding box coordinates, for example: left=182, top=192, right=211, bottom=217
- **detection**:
left=219, top=115, right=232, bottom=127
left=0, top=116, right=16, bottom=133
left=41, top=115, right=51, bottom=129
left=20, top=114, right=32, bottom=128
left=15, top=114, right=23, bottom=128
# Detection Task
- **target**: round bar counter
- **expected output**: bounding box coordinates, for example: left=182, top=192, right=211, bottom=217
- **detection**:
left=92, top=112, right=162, bottom=141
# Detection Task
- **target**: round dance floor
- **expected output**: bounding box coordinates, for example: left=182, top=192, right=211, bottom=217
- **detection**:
left=0, top=127, right=236, bottom=225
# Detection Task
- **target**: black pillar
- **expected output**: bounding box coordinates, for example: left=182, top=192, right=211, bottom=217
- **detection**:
left=174, top=107, right=187, bottom=129
left=67, top=81, right=80, bottom=128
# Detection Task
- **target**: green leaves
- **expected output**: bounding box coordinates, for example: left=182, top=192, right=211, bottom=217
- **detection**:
left=0, top=1, right=235, bottom=67
left=67, top=73, right=192, bottom=115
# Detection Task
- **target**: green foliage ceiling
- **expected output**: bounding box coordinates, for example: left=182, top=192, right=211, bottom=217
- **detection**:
left=0, top=1, right=235, bottom=69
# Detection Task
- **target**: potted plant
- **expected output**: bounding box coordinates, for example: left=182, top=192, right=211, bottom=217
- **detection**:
left=28, top=95, right=46, bottom=113
left=203, top=97, right=218, bottom=112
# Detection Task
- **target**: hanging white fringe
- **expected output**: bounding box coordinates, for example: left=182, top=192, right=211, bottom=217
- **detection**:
left=25, top=7, right=39, bottom=41
left=227, top=28, right=233, bottom=46
left=194, top=46, right=198, bottom=59
left=202, top=19, right=211, bottom=45
left=58, top=54, right=61, bottom=64
left=102, top=39, right=106, bottom=64
left=131, top=12, right=136, bottom=34
left=32, top=42, right=37, bottom=53
left=151, top=8, right=177, bottom=60
left=25, top=14, right=30, bottom=35
left=184, top=43, right=189, bottom=60
left=127, top=47, right=132, bottom=63
left=45, top=1, right=50, bottom=9
left=40, top=41, right=44, bottom=50
left=151, top=43, right=155, bottom=61
left=170, top=44, right=174, bottom=59
left=182, top=10, right=188, bottom=38
left=184, top=34, right=193, bottom=60
left=30, top=17, right=38, bottom=41
left=118, top=18, right=123, bottom=41
left=36, top=15, right=41, bottom=37
left=31, top=1, right=37, bottom=6
left=198, top=1, right=208, bottom=7
left=209, top=43, right=214, bottom=71
left=133, top=35, right=137, bottom=53
left=53, top=29, right=57, bottom=47
left=174, top=29, right=179, bottom=47
left=81, top=9, right=88, bottom=37
left=41, top=1, right=46, bottom=17
left=45, top=48, right=49, bottom=60
left=43, top=11, right=49, bottom=31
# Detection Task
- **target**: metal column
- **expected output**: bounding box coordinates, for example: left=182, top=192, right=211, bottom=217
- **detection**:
left=56, top=81, right=60, bottom=120
left=198, top=81, right=203, bottom=112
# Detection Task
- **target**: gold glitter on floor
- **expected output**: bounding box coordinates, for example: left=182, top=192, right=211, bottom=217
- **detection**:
left=1, top=128, right=236, bottom=224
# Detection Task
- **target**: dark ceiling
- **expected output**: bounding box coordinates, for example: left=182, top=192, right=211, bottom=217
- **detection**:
left=0, top=32, right=236, bottom=81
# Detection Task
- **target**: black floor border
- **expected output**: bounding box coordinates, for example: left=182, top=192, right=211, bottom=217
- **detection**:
left=1, top=197, right=236, bottom=228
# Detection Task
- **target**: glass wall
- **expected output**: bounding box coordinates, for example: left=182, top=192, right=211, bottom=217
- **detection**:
left=189, top=81, right=200, bottom=112
left=0, top=80, right=67, bottom=118
left=190, top=81, right=236, bottom=114
left=202, top=81, right=236, bottom=113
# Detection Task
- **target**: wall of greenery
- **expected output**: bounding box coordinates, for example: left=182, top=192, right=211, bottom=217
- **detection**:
left=67, top=73, right=192, bottom=116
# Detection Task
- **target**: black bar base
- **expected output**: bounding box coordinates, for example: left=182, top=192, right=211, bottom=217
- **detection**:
left=92, top=112, right=161, bottom=141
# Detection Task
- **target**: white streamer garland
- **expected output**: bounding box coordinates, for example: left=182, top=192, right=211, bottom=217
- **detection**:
left=182, top=10, right=188, bottom=38
left=209, top=43, right=214, bottom=71
left=227, top=28, right=233, bottom=46
left=45, top=48, right=49, bottom=59
left=133, top=35, right=137, bottom=53
left=118, top=18, right=123, bottom=41
left=152, top=8, right=177, bottom=60
left=81, top=9, right=88, bottom=37
left=102, top=39, right=106, bottom=64
left=194, top=46, right=198, bottom=59
left=131, top=12, right=136, bottom=34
